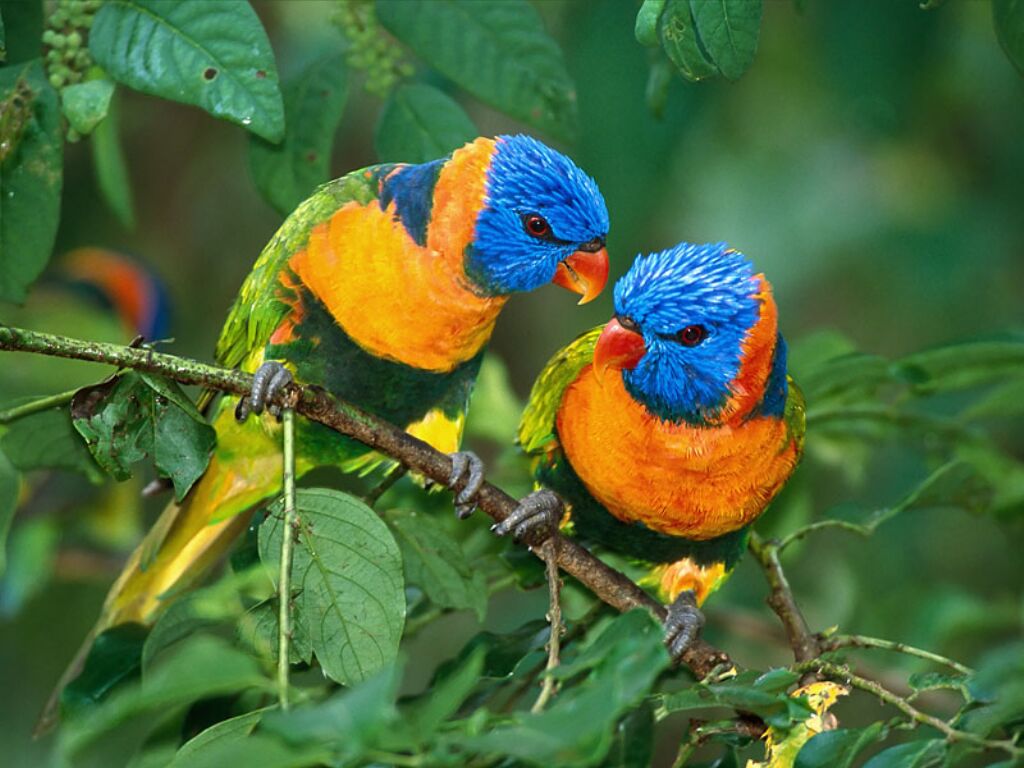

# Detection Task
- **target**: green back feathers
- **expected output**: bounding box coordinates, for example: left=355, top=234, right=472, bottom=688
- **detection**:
left=215, top=170, right=381, bottom=372
left=783, top=375, right=806, bottom=456
left=518, top=325, right=602, bottom=455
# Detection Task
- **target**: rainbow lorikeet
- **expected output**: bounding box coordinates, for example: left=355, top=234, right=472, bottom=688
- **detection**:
left=90, top=135, right=610, bottom=634
left=499, top=242, right=804, bottom=656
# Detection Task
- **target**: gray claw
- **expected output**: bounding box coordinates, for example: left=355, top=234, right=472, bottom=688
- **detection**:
left=238, top=361, right=293, bottom=421
left=664, top=589, right=705, bottom=660
left=492, top=489, right=562, bottom=540
left=449, top=451, right=485, bottom=519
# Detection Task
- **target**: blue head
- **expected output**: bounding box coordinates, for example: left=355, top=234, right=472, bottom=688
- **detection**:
left=466, top=135, right=610, bottom=301
left=595, top=242, right=770, bottom=424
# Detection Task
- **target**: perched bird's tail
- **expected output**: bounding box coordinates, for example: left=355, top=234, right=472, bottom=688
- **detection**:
left=38, top=410, right=283, bottom=733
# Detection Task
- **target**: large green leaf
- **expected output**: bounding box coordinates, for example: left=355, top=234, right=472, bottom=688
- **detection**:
left=71, top=372, right=216, bottom=500
left=1, top=405, right=103, bottom=481
left=375, top=83, right=477, bottom=164
left=0, top=60, right=63, bottom=302
left=0, top=516, right=58, bottom=616
left=61, top=623, right=148, bottom=722
left=91, top=89, right=135, bottom=228
left=0, top=0, right=42, bottom=65
left=171, top=709, right=328, bottom=768
left=89, top=0, right=284, bottom=141
left=688, top=0, right=763, bottom=81
left=794, top=724, right=886, bottom=768
left=258, top=488, right=405, bottom=686
left=660, top=668, right=812, bottom=730
left=994, top=0, right=1024, bottom=76
left=0, top=448, right=17, bottom=577
left=861, top=739, right=945, bottom=768
left=385, top=508, right=486, bottom=620
left=658, top=0, right=717, bottom=82
left=249, top=51, right=349, bottom=217
left=376, top=0, right=577, bottom=141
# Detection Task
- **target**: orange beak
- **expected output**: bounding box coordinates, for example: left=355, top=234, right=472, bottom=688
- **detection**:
left=593, top=317, right=645, bottom=382
left=552, top=244, right=609, bottom=305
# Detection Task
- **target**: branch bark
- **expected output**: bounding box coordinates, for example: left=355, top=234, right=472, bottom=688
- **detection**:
left=748, top=531, right=820, bottom=664
left=0, top=324, right=731, bottom=678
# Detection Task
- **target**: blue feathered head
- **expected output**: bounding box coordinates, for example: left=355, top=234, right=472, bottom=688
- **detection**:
left=466, top=135, right=610, bottom=300
left=597, top=242, right=766, bottom=424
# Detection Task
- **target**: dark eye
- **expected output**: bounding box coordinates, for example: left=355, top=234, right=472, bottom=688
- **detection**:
left=678, top=325, right=707, bottom=346
left=524, top=214, right=550, bottom=238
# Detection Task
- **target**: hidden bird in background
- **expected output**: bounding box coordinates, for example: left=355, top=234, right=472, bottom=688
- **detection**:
left=502, top=242, right=803, bottom=656
left=78, top=134, right=609, bottom=645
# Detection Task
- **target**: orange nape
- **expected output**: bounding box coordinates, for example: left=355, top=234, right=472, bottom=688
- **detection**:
left=556, top=366, right=800, bottom=540
left=650, top=558, right=729, bottom=606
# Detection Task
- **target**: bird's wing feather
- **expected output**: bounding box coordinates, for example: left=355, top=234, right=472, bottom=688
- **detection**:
left=518, top=325, right=602, bottom=455
left=783, top=374, right=806, bottom=456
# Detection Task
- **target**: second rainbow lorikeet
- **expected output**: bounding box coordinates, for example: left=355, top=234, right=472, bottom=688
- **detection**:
left=499, top=242, right=804, bottom=656
left=81, top=135, right=610, bottom=641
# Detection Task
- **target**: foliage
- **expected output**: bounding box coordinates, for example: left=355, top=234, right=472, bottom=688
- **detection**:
left=1, top=1, right=1023, bottom=767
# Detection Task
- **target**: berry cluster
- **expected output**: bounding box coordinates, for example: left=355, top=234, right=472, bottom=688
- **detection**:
left=43, top=0, right=102, bottom=140
left=334, top=0, right=413, bottom=98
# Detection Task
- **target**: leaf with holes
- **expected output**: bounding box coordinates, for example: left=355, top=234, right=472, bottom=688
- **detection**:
left=0, top=61, right=63, bottom=302
left=259, top=488, right=405, bottom=686
left=377, top=0, right=577, bottom=141
left=688, top=0, right=763, bottom=81
left=250, top=50, right=349, bottom=216
left=375, top=84, right=477, bottom=164
left=89, top=0, right=284, bottom=141
left=658, top=0, right=717, bottom=82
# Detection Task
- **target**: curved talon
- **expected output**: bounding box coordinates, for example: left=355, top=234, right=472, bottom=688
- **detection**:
left=448, top=451, right=484, bottom=519
left=664, top=589, right=705, bottom=661
left=237, top=361, right=293, bottom=422
left=492, top=489, right=563, bottom=540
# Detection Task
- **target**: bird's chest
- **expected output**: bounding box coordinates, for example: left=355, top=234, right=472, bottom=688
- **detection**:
left=556, top=369, right=798, bottom=540
left=289, top=201, right=505, bottom=374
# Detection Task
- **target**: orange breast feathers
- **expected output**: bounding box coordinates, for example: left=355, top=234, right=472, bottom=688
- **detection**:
left=289, top=139, right=507, bottom=374
left=555, top=367, right=800, bottom=540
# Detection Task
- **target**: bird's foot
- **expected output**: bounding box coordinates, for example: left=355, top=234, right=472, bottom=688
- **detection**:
left=449, top=451, right=485, bottom=519
left=235, top=361, right=294, bottom=421
left=664, top=589, right=705, bottom=661
left=491, top=489, right=563, bottom=541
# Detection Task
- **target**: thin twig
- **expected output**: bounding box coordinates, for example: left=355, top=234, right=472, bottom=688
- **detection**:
left=748, top=531, right=819, bottom=664
left=531, top=539, right=563, bottom=713
left=277, top=408, right=297, bottom=710
left=819, top=634, right=973, bottom=676
left=799, top=659, right=1023, bottom=759
left=364, top=465, right=408, bottom=507
left=0, top=388, right=77, bottom=423
left=0, top=325, right=732, bottom=679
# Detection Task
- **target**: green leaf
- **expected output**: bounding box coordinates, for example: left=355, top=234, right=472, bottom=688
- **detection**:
left=458, top=611, right=670, bottom=766
left=635, top=0, right=668, bottom=47
left=402, top=646, right=484, bottom=743
left=465, top=354, right=522, bottom=444
left=71, top=372, right=216, bottom=500
left=91, top=89, right=135, bottom=228
left=896, top=339, right=1024, bottom=394
left=61, top=78, right=115, bottom=135
left=61, top=623, right=148, bottom=722
left=0, top=8, right=6, bottom=62
left=994, top=0, right=1024, bottom=76
left=385, top=508, right=486, bottom=620
left=688, top=0, right=763, bottom=81
left=0, top=449, right=17, bottom=577
left=238, top=598, right=313, bottom=666
left=658, top=0, right=717, bottom=82
left=907, top=671, right=969, bottom=695
left=249, top=51, right=349, bottom=217
left=862, top=739, right=945, bottom=768
left=1, top=405, right=102, bottom=481
left=172, top=709, right=282, bottom=767
left=89, top=0, right=285, bottom=141
left=0, top=516, right=58, bottom=615
left=660, top=668, right=811, bottom=730
left=0, top=60, right=64, bottom=302
left=376, top=0, right=577, bottom=141
left=374, top=83, right=477, bottom=164
left=60, top=635, right=272, bottom=758
left=173, top=733, right=326, bottom=768
left=794, top=724, right=886, bottom=768
left=258, top=488, right=405, bottom=686
left=605, top=701, right=655, bottom=768
left=0, top=0, right=42, bottom=65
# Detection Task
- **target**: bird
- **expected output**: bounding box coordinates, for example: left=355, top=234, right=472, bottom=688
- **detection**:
left=499, top=242, right=804, bottom=657
left=84, top=134, right=610, bottom=638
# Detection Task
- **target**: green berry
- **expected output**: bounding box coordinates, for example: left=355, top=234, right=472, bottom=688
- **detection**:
left=49, top=73, right=65, bottom=89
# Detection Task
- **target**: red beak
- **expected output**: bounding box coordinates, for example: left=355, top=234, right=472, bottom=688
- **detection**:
left=552, top=245, right=609, bottom=305
left=593, top=317, right=645, bottom=382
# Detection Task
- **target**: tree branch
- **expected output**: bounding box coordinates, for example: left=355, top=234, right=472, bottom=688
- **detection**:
left=819, top=634, right=973, bottom=676
left=0, top=324, right=731, bottom=678
left=748, top=531, right=820, bottom=664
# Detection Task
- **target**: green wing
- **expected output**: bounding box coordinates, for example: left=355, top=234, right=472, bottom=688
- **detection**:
left=518, top=325, right=602, bottom=455
left=784, top=375, right=806, bottom=457
left=214, top=170, right=383, bottom=371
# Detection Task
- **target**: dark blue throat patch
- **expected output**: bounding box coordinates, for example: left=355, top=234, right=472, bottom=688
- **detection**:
left=751, top=333, right=788, bottom=419
left=377, top=159, right=445, bottom=247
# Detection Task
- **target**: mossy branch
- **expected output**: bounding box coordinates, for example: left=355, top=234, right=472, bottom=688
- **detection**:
left=0, top=324, right=730, bottom=678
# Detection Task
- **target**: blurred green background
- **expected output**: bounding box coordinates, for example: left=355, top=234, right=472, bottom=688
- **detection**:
left=2, top=1, right=1023, bottom=765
